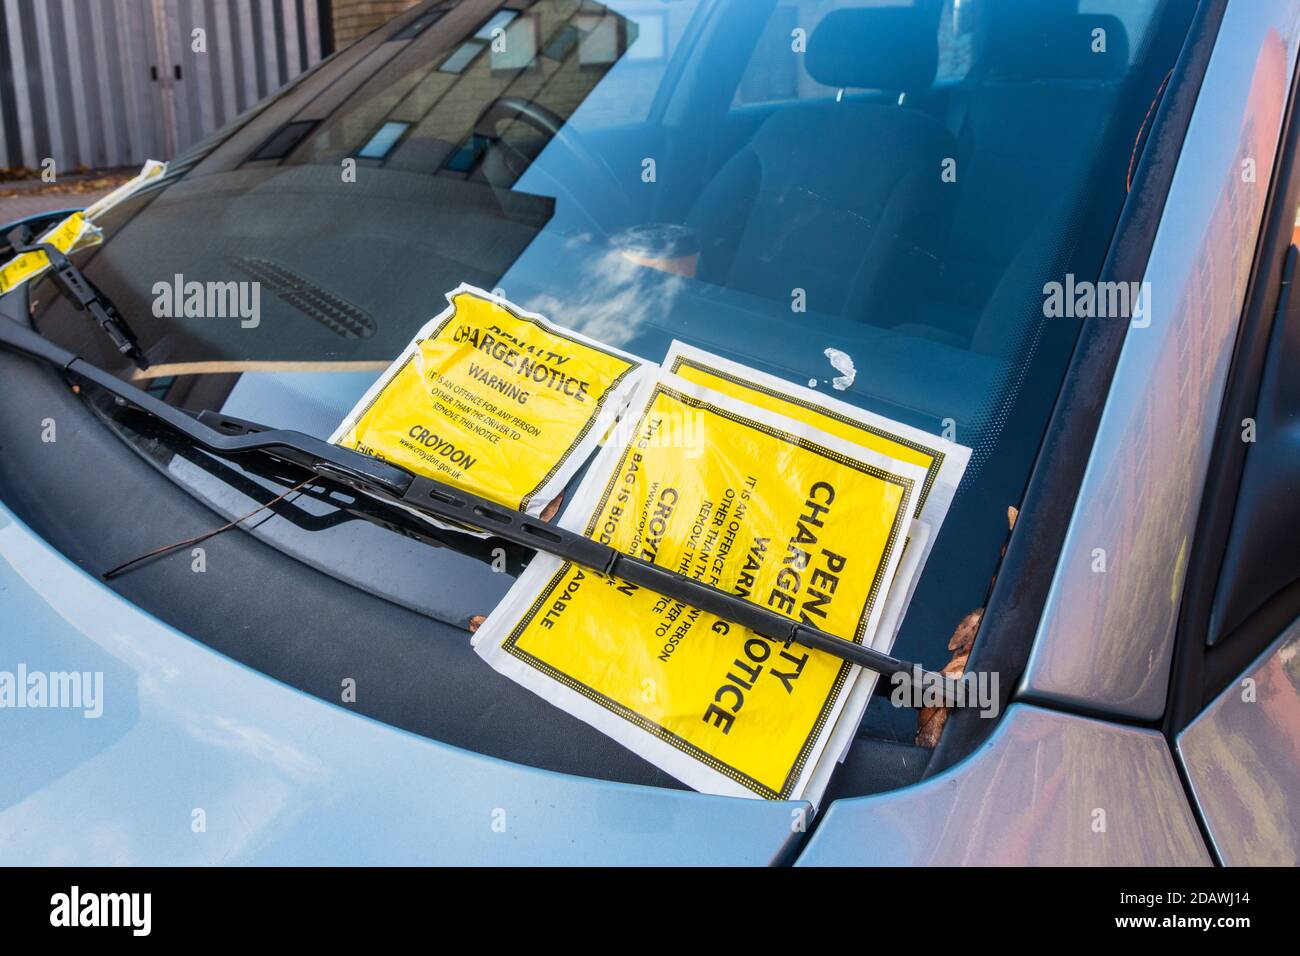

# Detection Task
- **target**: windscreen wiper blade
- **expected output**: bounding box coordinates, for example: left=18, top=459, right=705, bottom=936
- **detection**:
left=6, top=224, right=148, bottom=370
left=0, top=316, right=966, bottom=705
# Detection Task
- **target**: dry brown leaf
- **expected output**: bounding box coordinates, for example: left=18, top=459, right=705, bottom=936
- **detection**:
left=916, top=704, right=949, bottom=749
left=467, top=614, right=486, bottom=633
left=917, top=602, right=989, bottom=748
left=540, top=493, right=564, bottom=523
left=947, top=607, right=983, bottom=653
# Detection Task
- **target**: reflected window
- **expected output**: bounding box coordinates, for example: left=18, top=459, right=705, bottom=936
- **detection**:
left=357, top=121, right=410, bottom=160
left=577, top=15, right=624, bottom=66
left=391, top=7, right=447, bottom=41
left=475, top=10, right=519, bottom=40
left=248, top=120, right=319, bottom=162
left=543, top=24, right=580, bottom=61
left=491, top=15, right=540, bottom=71
left=627, top=11, right=666, bottom=63
left=440, top=40, right=486, bottom=73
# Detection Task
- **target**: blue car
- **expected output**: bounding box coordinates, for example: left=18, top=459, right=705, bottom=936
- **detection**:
left=2, top=0, right=1298, bottom=866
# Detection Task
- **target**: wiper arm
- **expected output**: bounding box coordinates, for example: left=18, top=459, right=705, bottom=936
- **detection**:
left=7, top=223, right=148, bottom=370
left=125, top=415, right=531, bottom=574
left=0, top=316, right=967, bottom=705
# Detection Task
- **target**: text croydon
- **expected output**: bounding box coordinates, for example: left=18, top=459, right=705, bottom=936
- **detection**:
left=453, top=322, right=592, bottom=401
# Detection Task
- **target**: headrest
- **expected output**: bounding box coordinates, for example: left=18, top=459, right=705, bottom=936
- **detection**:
left=988, top=14, right=1130, bottom=81
left=806, top=8, right=938, bottom=92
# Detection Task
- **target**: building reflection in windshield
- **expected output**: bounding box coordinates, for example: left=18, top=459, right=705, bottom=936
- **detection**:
left=243, top=0, right=639, bottom=192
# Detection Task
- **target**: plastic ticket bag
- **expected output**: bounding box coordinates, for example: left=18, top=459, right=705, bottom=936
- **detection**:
left=474, top=372, right=928, bottom=804
left=81, top=159, right=167, bottom=220
left=660, top=342, right=971, bottom=766
left=0, top=212, right=100, bottom=295
left=0, top=160, right=167, bottom=295
left=663, top=341, right=970, bottom=538
left=331, top=284, right=648, bottom=518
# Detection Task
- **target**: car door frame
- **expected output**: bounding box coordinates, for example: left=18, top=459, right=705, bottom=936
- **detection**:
left=1162, top=0, right=1300, bottom=865
left=1166, top=30, right=1300, bottom=736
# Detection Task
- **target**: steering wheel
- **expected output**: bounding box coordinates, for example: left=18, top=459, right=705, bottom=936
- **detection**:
left=472, top=96, right=635, bottom=237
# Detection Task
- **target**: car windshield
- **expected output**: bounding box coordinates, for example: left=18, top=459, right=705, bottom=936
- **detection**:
left=27, top=0, right=1194, bottom=737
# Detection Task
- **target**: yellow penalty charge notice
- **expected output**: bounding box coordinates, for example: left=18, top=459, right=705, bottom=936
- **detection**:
left=660, top=342, right=972, bottom=773
left=332, top=284, right=648, bottom=515
left=0, top=212, right=100, bottom=295
left=473, top=373, right=928, bottom=803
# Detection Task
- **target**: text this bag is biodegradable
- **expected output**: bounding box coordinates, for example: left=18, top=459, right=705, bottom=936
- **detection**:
left=331, top=284, right=648, bottom=515
left=474, top=373, right=928, bottom=803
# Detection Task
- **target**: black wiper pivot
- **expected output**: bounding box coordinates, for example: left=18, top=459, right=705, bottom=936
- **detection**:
left=7, top=224, right=148, bottom=370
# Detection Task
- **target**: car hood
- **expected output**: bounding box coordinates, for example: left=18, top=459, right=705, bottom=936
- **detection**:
left=0, top=500, right=806, bottom=865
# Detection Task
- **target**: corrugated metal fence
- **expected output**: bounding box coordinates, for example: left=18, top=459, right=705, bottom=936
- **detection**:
left=0, top=0, right=329, bottom=171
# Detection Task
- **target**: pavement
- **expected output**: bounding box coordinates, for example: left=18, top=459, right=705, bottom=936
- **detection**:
left=0, top=168, right=134, bottom=225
